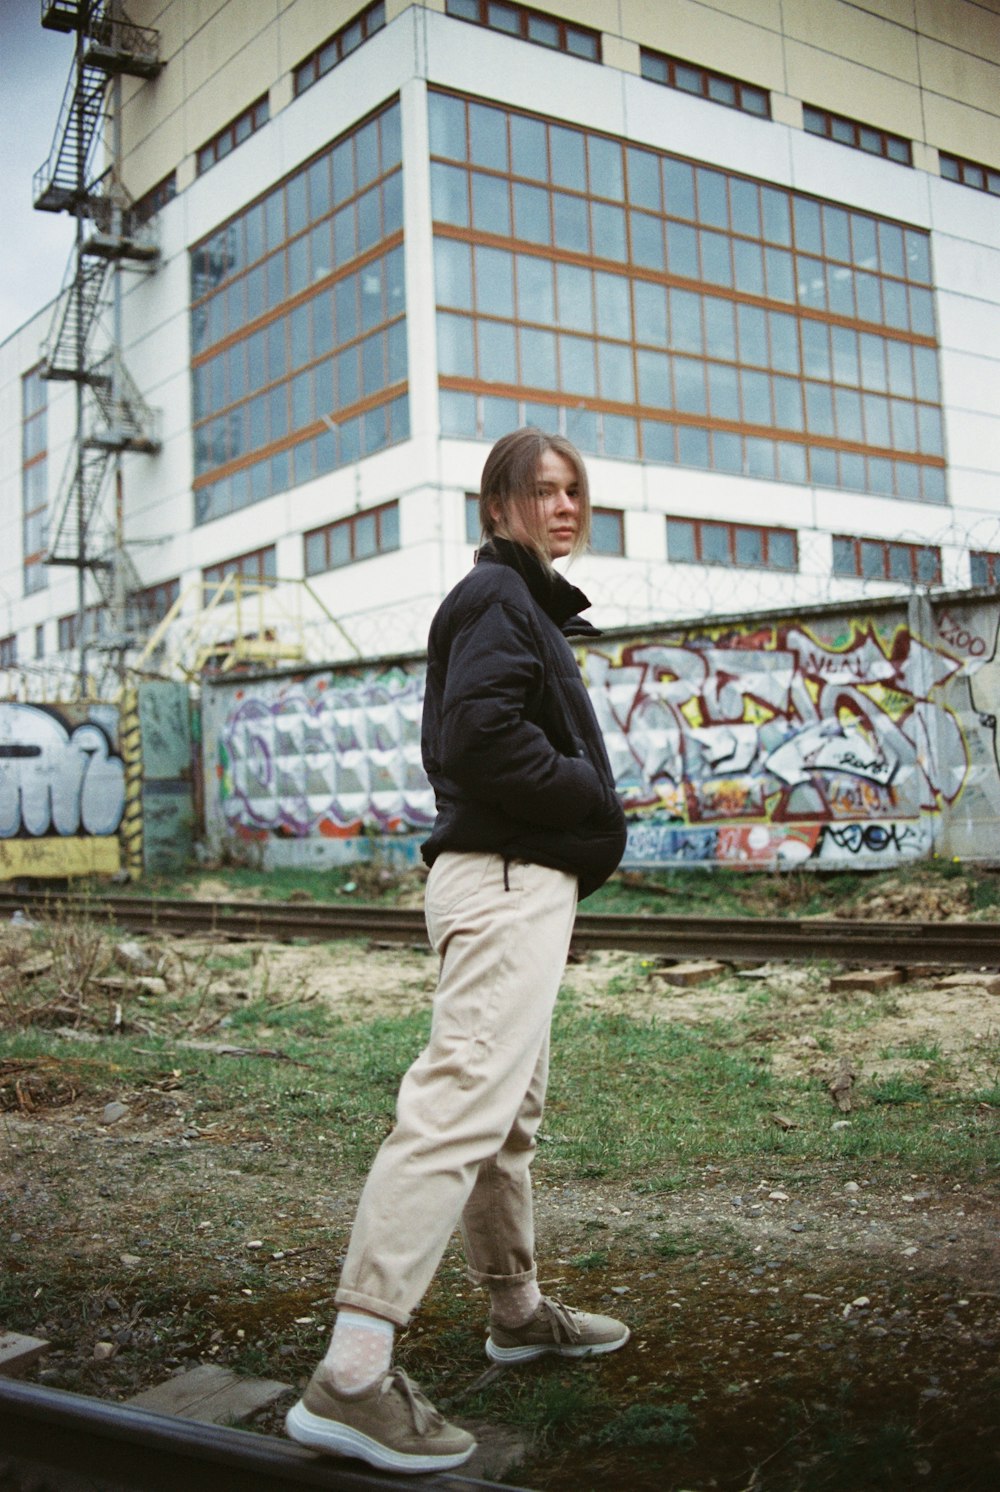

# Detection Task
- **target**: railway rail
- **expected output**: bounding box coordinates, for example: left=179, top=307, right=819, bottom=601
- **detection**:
left=0, top=1377, right=526, bottom=1492
left=0, top=889, right=997, bottom=968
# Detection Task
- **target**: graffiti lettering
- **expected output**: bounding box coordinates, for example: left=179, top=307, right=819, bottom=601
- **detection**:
left=817, top=822, right=924, bottom=857
left=0, top=703, right=125, bottom=839
left=938, top=609, right=987, bottom=658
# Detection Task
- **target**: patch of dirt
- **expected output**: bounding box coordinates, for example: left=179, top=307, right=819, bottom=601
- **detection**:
left=836, top=880, right=978, bottom=921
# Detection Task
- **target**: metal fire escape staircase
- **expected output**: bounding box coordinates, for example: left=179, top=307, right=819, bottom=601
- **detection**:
left=34, top=0, right=163, bottom=646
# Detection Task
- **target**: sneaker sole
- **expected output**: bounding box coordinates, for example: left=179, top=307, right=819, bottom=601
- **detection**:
left=485, top=1327, right=630, bottom=1364
left=285, top=1401, right=475, bottom=1474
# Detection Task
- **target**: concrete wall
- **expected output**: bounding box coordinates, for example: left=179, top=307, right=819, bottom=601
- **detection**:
left=202, top=587, right=1000, bottom=874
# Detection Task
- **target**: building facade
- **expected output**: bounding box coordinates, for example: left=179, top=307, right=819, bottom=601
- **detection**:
left=1, top=0, right=999, bottom=685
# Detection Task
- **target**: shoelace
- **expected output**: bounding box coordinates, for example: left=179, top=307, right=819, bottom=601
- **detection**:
left=538, top=1296, right=583, bottom=1344
left=380, top=1367, right=445, bottom=1436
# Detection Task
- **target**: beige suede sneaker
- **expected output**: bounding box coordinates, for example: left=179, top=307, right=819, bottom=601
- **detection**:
left=285, top=1365, right=476, bottom=1474
left=486, top=1296, right=630, bottom=1364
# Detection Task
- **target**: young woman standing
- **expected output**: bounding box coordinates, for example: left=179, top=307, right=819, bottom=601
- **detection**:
left=287, top=428, right=628, bottom=1473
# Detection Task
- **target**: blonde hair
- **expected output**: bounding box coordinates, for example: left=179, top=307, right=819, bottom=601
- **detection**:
left=478, top=427, right=591, bottom=564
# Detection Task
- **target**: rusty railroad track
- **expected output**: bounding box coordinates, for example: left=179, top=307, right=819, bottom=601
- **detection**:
left=0, top=1377, right=526, bottom=1492
left=0, top=890, right=997, bottom=968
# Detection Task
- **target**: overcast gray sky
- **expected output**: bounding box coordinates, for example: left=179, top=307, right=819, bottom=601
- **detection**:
left=1, top=0, right=75, bottom=346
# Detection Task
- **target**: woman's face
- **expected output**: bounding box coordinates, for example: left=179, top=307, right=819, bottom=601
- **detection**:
left=506, top=449, right=581, bottom=559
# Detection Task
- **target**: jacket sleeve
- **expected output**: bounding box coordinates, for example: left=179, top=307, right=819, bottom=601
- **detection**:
left=437, top=597, right=606, bottom=832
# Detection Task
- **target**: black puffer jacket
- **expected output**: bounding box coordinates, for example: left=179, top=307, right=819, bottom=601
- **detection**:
left=420, top=539, right=626, bottom=900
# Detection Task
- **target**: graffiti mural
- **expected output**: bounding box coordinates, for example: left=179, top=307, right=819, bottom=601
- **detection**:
left=204, top=598, right=1000, bottom=872
left=0, top=702, right=126, bottom=879
left=218, top=666, right=435, bottom=839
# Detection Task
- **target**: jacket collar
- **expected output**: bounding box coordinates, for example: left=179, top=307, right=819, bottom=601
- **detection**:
left=476, top=538, right=597, bottom=633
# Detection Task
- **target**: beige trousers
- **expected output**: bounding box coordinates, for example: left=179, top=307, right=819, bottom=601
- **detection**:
left=334, top=851, right=578, bottom=1327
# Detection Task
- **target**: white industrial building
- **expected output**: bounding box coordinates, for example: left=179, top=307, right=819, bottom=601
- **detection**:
left=1, top=0, right=998, bottom=690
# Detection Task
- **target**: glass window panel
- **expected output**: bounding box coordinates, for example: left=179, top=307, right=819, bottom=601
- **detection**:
left=519, top=326, right=557, bottom=386
left=700, top=521, right=728, bottom=561
left=591, top=509, right=624, bottom=553
left=820, top=204, right=850, bottom=261
left=291, top=368, right=313, bottom=428
left=839, top=451, right=865, bottom=489
left=970, top=554, right=988, bottom=585
left=524, top=400, right=556, bottom=429
left=431, top=162, right=469, bottom=226
left=801, top=320, right=830, bottom=379
left=826, top=263, right=854, bottom=317
left=513, top=182, right=550, bottom=242
left=777, top=442, right=807, bottom=483
left=886, top=339, right=914, bottom=397
left=549, top=125, right=586, bottom=188
left=637, top=349, right=671, bottom=407
left=760, top=187, right=791, bottom=245
left=591, top=201, right=626, bottom=261
left=335, top=274, right=358, bottom=343
left=741, top=368, right=771, bottom=424
left=437, top=312, right=475, bottom=376
left=863, top=392, right=890, bottom=446
left=737, top=303, right=767, bottom=365
left=565, top=405, right=598, bottom=451
left=666, top=220, right=699, bottom=277
left=480, top=393, right=518, bottom=440
left=887, top=543, right=911, bottom=581
left=356, top=120, right=379, bottom=188
left=633, top=280, right=667, bottom=345
left=588, top=136, right=623, bottom=200
left=357, top=186, right=381, bottom=252
left=834, top=387, right=863, bottom=441
left=833, top=537, right=857, bottom=575
left=743, top=87, right=768, bottom=116
left=769, top=311, right=799, bottom=373
left=477, top=319, right=517, bottom=383
left=909, top=285, right=934, bottom=336
left=333, top=203, right=357, bottom=261
left=286, top=173, right=308, bottom=236
left=598, top=341, right=634, bottom=401
left=859, top=126, right=881, bottom=155
left=566, top=26, right=598, bottom=60
left=386, top=319, right=407, bottom=383
left=859, top=333, right=887, bottom=390
left=674, top=63, right=701, bottom=94
left=311, top=220, right=333, bottom=282
left=667, top=517, right=696, bottom=560
left=290, top=302, right=311, bottom=366
left=360, top=262, right=384, bottom=330
left=882, top=277, right=909, bottom=330
left=440, top=388, right=477, bottom=435
left=772, top=375, right=803, bottom=429
left=663, top=158, right=696, bottom=219
left=382, top=170, right=403, bottom=235
left=385, top=244, right=405, bottom=312
left=890, top=398, right=917, bottom=452
left=305, top=528, right=326, bottom=577
left=469, top=103, right=508, bottom=170
left=696, top=168, right=728, bottom=228
left=904, top=229, right=931, bottom=284
left=629, top=209, right=665, bottom=269
left=912, top=345, right=939, bottom=402
left=921, top=465, right=946, bottom=502
left=556, top=262, right=593, bottom=330
left=793, top=196, right=823, bottom=254
left=267, top=251, right=286, bottom=304
left=527, top=13, right=559, bottom=46
left=866, top=457, right=892, bottom=496
left=380, top=503, right=400, bottom=551
left=704, top=296, right=735, bottom=359
left=603, top=414, right=637, bottom=458
left=510, top=114, right=547, bottom=180
left=707, top=362, right=739, bottom=419
left=361, top=331, right=385, bottom=394
left=701, top=229, right=733, bottom=285
left=595, top=272, right=630, bottom=338
left=831, top=326, right=859, bottom=385
left=475, top=246, right=514, bottom=317
left=765, top=246, right=795, bottom=301
left=516, top=254, right=555, bottom=322
left=472, top=171, right=511, bottom=234
left=627, top=147, right=661, bottom=210
left=382, top=105, right=403, bottom=174
left=670, top=289, right=703, bottom=353
left=735, top=525, right=765, bottom=563
left=353, top=512, right=377, bottom=559
left=733, top=238, right=765, bottom=295
left=915, top=546, right=939, bottom=584
left=805, top=382, right=834, bottom=435
left=486, top=0, right=518, bottom=32
left=917, top=405, right=943, bottom=456
left=553, top=192, right=589, bottom=252
left=643, top=420, right=675, bottom=462
left=797, top=256, right=827, bottom=309
left=362, top=404, right=388, bottom=457
left=264, top=188, right=285, bottom=249
left=707, top=75, right=736, bottom=106
left=894, top=460, right=920, bottom=500
left=674, top=425, right=708, bottom=468
left=430, top=92, right=468, bottom=160
left=730, top=178, right=760, bottom=238
left=851, top=213, right=878, bottom=269
left=435, top=237, right=473, bottom=308
left=270, top=386, right=288, bottom=439
left=559, top=335, right=596, bottom=395
left=878, top=221, right=905, bottom=278
left=674, top=356, right=708, bottom=413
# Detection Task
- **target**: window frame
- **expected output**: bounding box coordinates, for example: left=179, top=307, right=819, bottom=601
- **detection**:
left=969, top=551, right=1000, bottom=587
left=666, top=515, right=798, bottom=571
left=803, top=105, right=912, bottom=166
left=294, top=1, right=386, bottom=97
left=589, top=506, right=625, bottom=556
left=304, top=501, right=401, bottom=574
left=197, top=96, right=270, bottom=176
left=939, top=151, right=1000, bottom=198
left=0, top=635, right=16, bottom=668
left=832, top=534, right=941, bottom=585
left=444, top=0, right=600, bottom=62
left=640, top=48, right=770, bottom=120
left=203, top=545, right=278, bottom=597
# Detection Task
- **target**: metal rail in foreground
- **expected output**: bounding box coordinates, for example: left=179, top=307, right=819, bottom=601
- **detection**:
left=0, top=1377, right=529, bottom=1492
left=0, top=890, right=997, bottom=968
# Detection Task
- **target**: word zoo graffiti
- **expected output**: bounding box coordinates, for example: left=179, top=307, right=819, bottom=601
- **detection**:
left=210, top=599, right=1000, bottom=871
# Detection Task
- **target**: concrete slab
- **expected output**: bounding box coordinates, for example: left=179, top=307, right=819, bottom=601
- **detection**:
left=829, top=968, right=904, bottom=992
left=659, top=960, right=728, bottom=988
left=935, top=972, right=1000, bottom=994
left=0, top=1333, right=50, bottom=1379
left=126, top=1364, right=291, bottom=1425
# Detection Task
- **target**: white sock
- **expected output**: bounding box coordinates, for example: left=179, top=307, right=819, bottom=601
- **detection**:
left=322, top=1308, right=394, bottom=1395
left=489, top=1279, right=542, bottom=1328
